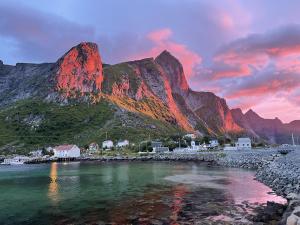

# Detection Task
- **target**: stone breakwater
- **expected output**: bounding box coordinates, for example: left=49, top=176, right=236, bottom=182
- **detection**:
left=216, top=149, right=300, bottom=225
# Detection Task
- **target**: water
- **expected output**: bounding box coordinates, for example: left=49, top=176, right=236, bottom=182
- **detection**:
left=0, top=161, right=286, bottom=224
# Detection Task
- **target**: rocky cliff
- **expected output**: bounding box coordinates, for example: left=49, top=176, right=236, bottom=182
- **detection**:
left=0, top=42, right=298, bottom=144
left=55, top=42, right=103, bottom=96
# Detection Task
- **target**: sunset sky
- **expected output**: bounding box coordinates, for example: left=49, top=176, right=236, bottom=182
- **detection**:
left=0, top=0, right=299, bottom=123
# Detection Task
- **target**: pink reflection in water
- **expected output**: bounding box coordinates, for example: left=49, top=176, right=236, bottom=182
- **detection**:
left=225, top=170, right=286, bottom=205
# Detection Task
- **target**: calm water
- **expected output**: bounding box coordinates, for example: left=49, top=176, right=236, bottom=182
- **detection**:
left=0, top=161, right=285, bottom=225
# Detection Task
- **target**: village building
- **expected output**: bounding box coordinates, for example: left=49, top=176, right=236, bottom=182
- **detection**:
left=116, top=140, right=129, bottom=148
left=102, top=140, right=114, bottom=149
left=209, top=140, right=219, bottom=148
left=190, top=141, right=200, bottom=151
left=235, top=138, right=252, bottom=150
left=151, top=141, right=162, bottom=148
left=88, top=143, right=99, bottom=153
left=184, top=133, right=196, bottom=140
left=53, top=145, right=81, bottom=158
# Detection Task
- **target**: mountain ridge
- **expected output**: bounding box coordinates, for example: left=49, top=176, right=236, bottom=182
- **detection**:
left=0, top=42, right=299, bottom=146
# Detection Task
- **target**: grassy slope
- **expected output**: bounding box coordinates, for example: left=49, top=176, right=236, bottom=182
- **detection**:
left=0, top=99, right=183, bottom=154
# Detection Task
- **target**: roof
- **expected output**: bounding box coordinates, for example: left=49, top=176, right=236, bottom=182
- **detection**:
left=103, top=140, right=113, bottom=143
left=54, top=144, right=76, bottom=151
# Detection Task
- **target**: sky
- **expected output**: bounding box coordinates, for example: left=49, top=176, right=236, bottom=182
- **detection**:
left=0, top=0, right=300, bottom=123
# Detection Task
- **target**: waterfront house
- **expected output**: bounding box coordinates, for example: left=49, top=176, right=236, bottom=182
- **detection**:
left=190, top=141, right=200, bottom=151
left=102, top=140, right=114, bottom=149
left=209, top=140, right=219, bottom=148
left=53, top=145, right=81, bottom=158
left=151, top=141, right=162, bottom=148
left=184, top=133, right=196, bottom=140
left=235, top=138, right=252, bottom=150
left=116, top=140, right=129, bottom=148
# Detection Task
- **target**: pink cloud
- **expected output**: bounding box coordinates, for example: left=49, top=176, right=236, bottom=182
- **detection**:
left=134, top=28, right=202, bottom=78
left=147, top=28, right=172, bottom=42
left=252, top=96, right=300, bottom=123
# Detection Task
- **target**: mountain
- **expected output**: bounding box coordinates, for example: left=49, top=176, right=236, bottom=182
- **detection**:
left=0, top=42, right=298, bottom=152
left=231, top=108, right=299, bottom=144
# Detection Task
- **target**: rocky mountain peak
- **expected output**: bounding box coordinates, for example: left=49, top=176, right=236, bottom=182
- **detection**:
left=55, top=42, right=103, bottom=96
left=155, top=50, right=189, bottom=94
left=245, top=109, right=260, bottom=118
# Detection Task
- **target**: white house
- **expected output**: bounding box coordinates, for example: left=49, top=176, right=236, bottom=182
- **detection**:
left=184, top=133, right=196, bottom=140
left=151, top=141, right=162, bottom=148
left=102, top=140, right=114, bottom=149
left=190, top=141, right=200, bottom=151
left=236, top=138, right=252, bottom=150
left=209, top=140, right=219, bottom=148
left=53, top=145, right=81, bottom=158
left=116, top=140, right=129, bottom=148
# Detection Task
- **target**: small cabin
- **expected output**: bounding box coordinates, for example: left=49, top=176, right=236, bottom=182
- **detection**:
left=209, top=140, right=219, bottom=148
left=184, top=133, right=196, bottom=140
left=236, top=138, right=252, bottom=150
left=151, top=141, right=162, bottom=148
left=53, top=145, right=81, bottom=158
left=102, top=140, right=114, bottom=149
left=116, top=140, right=129, bottom=148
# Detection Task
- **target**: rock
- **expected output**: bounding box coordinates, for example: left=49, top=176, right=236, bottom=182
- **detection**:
left=287, top=214, right=300, bottom=225
left=287, top=193, right=300, bottom=201
left=56, top=42, right=103, bottom=96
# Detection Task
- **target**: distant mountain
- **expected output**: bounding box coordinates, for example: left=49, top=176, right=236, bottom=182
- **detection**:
left=0, top=42, right=298, bottom=152
left=231, top=108, right=299, bottom=144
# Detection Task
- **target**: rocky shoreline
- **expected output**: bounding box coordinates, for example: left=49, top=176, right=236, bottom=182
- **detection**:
left=217, top=149, right=300, bottom=225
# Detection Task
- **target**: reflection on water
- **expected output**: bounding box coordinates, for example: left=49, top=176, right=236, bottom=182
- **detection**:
left=170, top=185, right=188, bottom=224
left=225, top=170, right=286, bottom=204
left=48, top=162, right=58, bottom=203
left=0, top=162, right=287, bottom=225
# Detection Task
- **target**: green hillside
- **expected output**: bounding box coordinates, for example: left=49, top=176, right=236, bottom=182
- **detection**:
left=0, top=99, right=183, bottom=154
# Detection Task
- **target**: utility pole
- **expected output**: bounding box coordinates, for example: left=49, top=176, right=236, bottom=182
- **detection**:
left=292, top=133, right=295, bottom=146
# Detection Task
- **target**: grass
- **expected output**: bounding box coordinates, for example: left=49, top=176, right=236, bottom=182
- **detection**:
left=102, top=63, right=141, bottom=94
left=0, top=99, right=113, bottom=154
left=0, top=98, right=184, bottom=155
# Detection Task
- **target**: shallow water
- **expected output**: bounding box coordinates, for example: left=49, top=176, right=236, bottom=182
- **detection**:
left=0, top=161, right=285, bottom=224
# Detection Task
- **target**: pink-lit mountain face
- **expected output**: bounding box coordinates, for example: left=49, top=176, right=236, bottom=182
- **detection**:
left=0, top=42, right=298, bottom=143
left=56, top=42, right=103, bottom=96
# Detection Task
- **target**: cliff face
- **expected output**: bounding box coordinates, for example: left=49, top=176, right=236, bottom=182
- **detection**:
left=0, top=42, right=297, bottom=142
left=0, top=62, right=54, bottom=106
left=55, top=42, right=103, bottom=96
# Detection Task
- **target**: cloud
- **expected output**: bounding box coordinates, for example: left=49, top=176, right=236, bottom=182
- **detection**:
left=133, top=28, right=202, bottom=78
left=0, top=2, right=96, bottom=64
left=190, top=24, right=300, bottom=122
